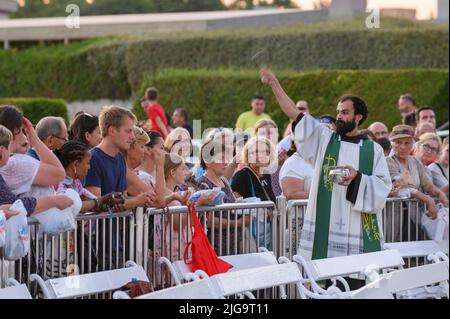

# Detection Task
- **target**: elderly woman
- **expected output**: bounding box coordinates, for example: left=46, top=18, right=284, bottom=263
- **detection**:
left=429, top=137, right=449, bottom=193
left=385, top=125, right=448, bottom=242
left=414, top=133, right=448, bottom=193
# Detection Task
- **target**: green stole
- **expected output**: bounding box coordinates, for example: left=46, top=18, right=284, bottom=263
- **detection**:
left=312, top=133, right=381, bottom=260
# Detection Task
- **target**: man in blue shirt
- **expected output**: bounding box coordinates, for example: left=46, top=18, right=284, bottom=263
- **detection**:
left=85, top=105, right=155, bottom=209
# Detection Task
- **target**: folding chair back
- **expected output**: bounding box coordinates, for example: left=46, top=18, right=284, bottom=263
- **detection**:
left=210, top=262, right=302, bottom=297
left=0, top=284, right=32, bottom=299
left=31, top=262, right=149, bottom=299
left=302, top=250, right=405, bottom=281
left=167, top=250, right=279, bottom=284
left=118, top=279, right=221, bottom=299
left=383, top=241, right=447, bottom=258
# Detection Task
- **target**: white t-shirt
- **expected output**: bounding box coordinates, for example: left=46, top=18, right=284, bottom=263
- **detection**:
left=427, top=163, right=449, bottom=188
left=136, top=170, right=155, bottom=187
left=0, top=154, right=40, bottom=195
left=277, top=135, right=292, bottom=153
left=279, top=152, right=313, bottom=193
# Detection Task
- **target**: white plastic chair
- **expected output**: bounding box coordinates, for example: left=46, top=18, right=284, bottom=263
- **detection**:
left=114, top=278, right=221, bottom=299
left=0, top=278, right=32, bottom=299
left=30, top=261, right=149, bottom=299
left=283, top=250, right=405, bottom=297
left=159, top=247, right=287, bottom=298
left=363, top=261, right=449, bottom=299
left=383, top=240, right=448, bottom=258
left=159, top=247, right=276, bottom=285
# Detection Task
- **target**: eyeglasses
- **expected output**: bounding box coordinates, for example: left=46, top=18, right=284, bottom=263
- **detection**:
left=421, top=144, right=439, bottom=154
left=52, top=135, right=68, bottom=142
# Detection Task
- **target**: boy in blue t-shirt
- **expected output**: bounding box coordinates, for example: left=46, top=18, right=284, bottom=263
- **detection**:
left=85, top=105, right=156, bottom=209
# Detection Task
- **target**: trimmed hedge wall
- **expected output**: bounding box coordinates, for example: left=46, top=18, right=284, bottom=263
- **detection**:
left=132, top=68, right=449, bottom=132
left=126, top=28, right=449, bottom=91
left=0, top=18, right=447, bottom=102
left=0, top=39, right=130, bottom=101
left=0, top=98, right=69, bottom=124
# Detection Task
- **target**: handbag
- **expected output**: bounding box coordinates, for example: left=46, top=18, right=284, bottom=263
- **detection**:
left=183, top=203, right=233, bottom=276
left=421, top=204, right=449, bottom=241
left=246, top=168, right=271, bottom=248
left=119, top=279, right=154, bottom=298
left=0, top=210, right=6, bottom=248
left=4, top=200, right=30, bottom=261
left=33, top=189, right=82, bottom=236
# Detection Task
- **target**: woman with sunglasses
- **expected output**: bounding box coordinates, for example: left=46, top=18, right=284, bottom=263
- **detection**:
left=68, top=112, right=102, bottom=149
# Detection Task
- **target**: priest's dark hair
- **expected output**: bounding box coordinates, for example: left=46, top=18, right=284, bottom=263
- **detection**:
left=339, top=95, right=368, bottom=126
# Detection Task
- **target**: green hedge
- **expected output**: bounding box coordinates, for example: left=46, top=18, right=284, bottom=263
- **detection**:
left=0, top=98, right=69, bottom=124
left=0, top=18, right=447, bottom=102
left=126, top=26, right=449, bottom=91
left=0, top=38, right=130, bottom=101
left=132, top=68, right=449, bottom=132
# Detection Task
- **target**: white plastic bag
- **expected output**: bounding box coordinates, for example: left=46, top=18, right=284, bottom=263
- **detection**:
left=0, top=210, right=6, bottom=248
left=33, top=189, right=82, bottom=236
left=421, top=204, right=449, bottom=241
left=4, top=200, right=30, bottom=261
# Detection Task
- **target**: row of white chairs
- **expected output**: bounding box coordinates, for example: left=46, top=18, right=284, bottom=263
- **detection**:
left=1, top=240, right=448, bottom=299
left=125, top=240, right=448, bottom=300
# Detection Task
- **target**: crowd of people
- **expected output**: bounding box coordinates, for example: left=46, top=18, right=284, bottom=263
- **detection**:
left=0, top=69, right=448, bottom=289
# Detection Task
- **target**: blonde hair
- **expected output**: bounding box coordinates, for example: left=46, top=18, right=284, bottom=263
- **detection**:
left=132, top=126, right=150, bottom=146
left=254, top=119, right=278, bottom=134
left=164, top=127, right=192, bottom=153
left=204, top=127, right=234, bottom=142
left=99, top=105, right=137, bottom=137
left=242, top=136, right=276, bottom=167
left=0, top=125, right=12, bottom=148
left=417, top=132, right=441, bottom=148
left=164, top=153, right=185, bottom=178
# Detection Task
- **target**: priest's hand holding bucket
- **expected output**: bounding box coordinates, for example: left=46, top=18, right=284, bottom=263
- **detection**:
left=337, top=166, right=358, bottom=186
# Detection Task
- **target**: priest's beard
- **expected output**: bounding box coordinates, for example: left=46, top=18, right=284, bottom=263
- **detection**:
left=336, top=119, right=356, bottom=136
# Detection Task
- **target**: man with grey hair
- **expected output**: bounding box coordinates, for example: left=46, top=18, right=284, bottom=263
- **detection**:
left=27, top=116, right=68, bottom=160
left=368, top=122, right=389, bottom=139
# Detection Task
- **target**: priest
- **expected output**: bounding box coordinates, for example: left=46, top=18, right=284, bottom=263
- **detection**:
left=260, top=68, right=392, bottom=262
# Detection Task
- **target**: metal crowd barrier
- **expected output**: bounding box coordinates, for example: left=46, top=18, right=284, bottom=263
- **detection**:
left=142, top=201, right=276, bottom=289
left=0, top=197, right=441, bottom=297
left=280, top=197, right=430, bottom=265
left=1, top=211, right=136, bottom=292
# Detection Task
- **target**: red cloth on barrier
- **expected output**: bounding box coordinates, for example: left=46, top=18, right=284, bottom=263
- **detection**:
left=183, top=204, right=233, bottom=276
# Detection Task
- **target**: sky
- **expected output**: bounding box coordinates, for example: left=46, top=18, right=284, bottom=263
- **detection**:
left=294, top=0, right=437, bottom=20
